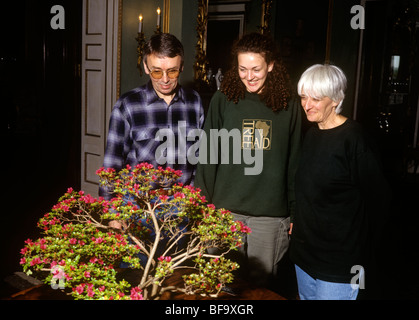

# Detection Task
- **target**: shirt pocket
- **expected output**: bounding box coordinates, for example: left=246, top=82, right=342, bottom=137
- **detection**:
left=131, top=128, right=161, bottom=163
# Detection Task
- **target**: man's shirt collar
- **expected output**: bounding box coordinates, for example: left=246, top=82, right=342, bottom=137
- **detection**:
left=145, top=80, right=184, bottom=105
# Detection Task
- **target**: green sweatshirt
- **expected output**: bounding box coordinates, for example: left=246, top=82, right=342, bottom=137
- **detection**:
left=194, top=90, right=302, bottom=218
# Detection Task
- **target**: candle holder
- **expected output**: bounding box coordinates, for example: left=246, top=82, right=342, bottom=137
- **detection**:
left=136, top=32, right=146, bottom=75
left=135, top=7, right=163, bottom=75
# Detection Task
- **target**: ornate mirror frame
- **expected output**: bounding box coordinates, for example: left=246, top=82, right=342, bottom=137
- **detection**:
left=193, top=0, right=273, bottom=84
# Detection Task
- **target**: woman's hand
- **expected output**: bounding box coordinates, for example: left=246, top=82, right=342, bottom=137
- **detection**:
left=288, top=223, right=293, bottom=235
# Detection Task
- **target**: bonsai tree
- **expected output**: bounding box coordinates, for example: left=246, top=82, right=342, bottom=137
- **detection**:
left=19, top=163, right=251, bottom=300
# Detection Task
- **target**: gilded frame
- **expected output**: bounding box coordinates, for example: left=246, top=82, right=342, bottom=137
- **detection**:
left=193, top=0, right=273, bottom=83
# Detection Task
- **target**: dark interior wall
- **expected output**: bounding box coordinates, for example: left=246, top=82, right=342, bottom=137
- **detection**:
left=274, top=0, right=330, bottom=88
left=328, top=0, right=361, bottom=120
left=1, top=0, right=82, bottom=279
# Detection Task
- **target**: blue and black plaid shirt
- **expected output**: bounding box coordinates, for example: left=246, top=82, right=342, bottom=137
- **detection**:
left=100, top=81, right=204, bottom=199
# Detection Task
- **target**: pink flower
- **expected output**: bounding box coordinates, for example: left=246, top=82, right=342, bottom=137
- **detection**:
left=30, top=257, right=41, bottom=266
left=87, top=287, right=95, bottom=298
left=159, top=195, right=169, bottom=202
left=19, top=258, right=26, bottom=265
left=75, top=284, right=84, bottom=295
left=158, top=256, right=172, bottom=263
left=84, top=271, right=91, bottom=278
left=207, top=204, right=216, bottom=210
left=130, top=287, right=143, bottom=300
left=95, top=237, right=104, bottom=244
left=174, top=192, right=185, bottom=199
left=52, top=267, right=65, bottom=280
left=69, top=238, right=77, bottom=245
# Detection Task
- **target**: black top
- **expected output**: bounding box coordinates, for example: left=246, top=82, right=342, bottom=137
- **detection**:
left=290, top=118, right=391, bottom=283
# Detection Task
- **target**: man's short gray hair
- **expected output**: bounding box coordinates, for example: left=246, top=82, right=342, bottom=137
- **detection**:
left=297, top=64, right=347, bottom=114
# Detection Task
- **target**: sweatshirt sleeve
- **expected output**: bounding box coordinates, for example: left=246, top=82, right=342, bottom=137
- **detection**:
left=194, top=91, right=225, bottom=204
left=287, top=98, right=302, bottom=222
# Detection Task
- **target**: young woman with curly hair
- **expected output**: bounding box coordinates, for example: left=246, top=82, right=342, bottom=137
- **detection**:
left=194, top=32, right=302, bottom=292
left=221, top=32, right=292, bottom=112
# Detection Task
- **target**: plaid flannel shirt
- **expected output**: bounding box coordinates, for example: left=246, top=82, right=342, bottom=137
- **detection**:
left=100, top=81, right=204, bottom=199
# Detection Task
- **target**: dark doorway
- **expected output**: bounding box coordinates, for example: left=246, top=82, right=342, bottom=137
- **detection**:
left=207, top=18, right=242, bottom=74
left=1, top=0, right=82, bottom=281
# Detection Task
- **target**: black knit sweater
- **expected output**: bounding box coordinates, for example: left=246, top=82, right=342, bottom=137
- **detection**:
left=290, top=118, right=391, bottom=283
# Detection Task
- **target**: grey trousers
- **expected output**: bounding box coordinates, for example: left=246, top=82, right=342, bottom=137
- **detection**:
left=230, top=213, right=290, bottom=288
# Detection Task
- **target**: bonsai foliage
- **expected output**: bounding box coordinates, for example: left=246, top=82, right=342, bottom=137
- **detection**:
left=20, top=163, right=251, bottom=300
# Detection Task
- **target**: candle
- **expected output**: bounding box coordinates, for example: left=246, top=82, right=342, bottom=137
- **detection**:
left=139, top=14, right=143, bottom=33
left=157, top=7, right=161, bottom=27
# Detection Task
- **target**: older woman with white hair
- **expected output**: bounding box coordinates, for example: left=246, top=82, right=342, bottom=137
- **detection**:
left=289, top=64, right=391, bottom=300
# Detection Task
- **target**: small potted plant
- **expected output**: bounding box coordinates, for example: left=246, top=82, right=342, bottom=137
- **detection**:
left=20, top=163, right=251, bottom=300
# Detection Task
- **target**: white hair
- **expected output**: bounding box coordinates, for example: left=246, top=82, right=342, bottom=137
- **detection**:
left=297, top=64, right=347, bottom=114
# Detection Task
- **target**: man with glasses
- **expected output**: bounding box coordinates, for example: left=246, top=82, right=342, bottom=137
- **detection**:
left=100, top=33, right=204, bottom=200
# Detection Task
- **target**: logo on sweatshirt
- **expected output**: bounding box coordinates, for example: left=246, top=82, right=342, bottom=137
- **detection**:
left=242, top=120, right=272, bottom=150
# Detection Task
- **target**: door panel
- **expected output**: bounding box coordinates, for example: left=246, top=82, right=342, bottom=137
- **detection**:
left=81, top=0, right=121, bottom=196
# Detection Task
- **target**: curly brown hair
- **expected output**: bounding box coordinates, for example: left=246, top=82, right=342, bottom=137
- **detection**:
left=220, top=32, right=292, bottom=112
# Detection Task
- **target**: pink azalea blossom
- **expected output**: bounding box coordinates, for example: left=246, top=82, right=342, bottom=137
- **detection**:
left=159, top=195, right=169, bottom=202
left=174, top=192, right=185, bottom=199
left=95, top=237, right=104, bottom=244
left=130, top=287, right=143, bottom=300
left=30, top=257, right=41, bottom=266
left=75, top=284, right=85, bottom=295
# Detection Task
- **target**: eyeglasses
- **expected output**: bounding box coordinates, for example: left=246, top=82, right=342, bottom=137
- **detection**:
left=146, top=65, right=181, bottom=79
